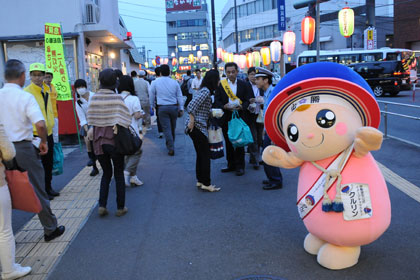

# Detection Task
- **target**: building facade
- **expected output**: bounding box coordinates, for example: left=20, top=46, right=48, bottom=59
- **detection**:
left=221, top=0, right=394, bottom=66
left=394, top=0, right=420, bottom=53
left=166, top=0, right=213, bottom=72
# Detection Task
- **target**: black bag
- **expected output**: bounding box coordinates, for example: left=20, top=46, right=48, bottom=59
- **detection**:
left=181, top=77, right=191, bottom=96
left=114, top=125, right=142, bottom=155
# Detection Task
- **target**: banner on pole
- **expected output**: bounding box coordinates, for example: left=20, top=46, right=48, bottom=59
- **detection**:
left=277, top=0, right=286, bottom=31
left=44, top=23, right=72, bottom=101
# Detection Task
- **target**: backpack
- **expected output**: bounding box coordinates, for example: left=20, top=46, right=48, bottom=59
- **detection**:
left=181, top=77, right=191, bottom=96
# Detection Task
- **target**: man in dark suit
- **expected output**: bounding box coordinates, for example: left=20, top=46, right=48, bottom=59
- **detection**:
left=214, top=62, right=253, bottom=176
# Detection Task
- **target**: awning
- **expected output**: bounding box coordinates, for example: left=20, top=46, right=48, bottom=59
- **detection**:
left=128, top=48, right=143, bottom=64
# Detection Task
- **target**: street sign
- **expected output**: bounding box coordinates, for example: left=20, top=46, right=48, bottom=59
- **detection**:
left=277, top=0, right=286, bottom=31
left=364, top=27, right=377, bottom=50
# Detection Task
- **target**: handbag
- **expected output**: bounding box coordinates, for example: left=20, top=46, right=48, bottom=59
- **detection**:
left=3, top=159, right=42, bottom=213
left=52, top=142, right=64, bottom=176
left=227, top=111, right=254, bottom=148
left=208, top=119, right=224, bottom=160
left=114, top=124, right=142, bottom=155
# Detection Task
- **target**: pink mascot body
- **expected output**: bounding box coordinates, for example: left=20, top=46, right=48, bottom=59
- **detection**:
left=263, top=62, right=391, bottom=270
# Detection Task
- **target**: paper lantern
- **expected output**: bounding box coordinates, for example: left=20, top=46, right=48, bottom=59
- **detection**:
left=283, top=31, right=296, bottom=55
left=246, top=52, right=253, bottom=68
left=197, top=50, right=203, bottom=60
left=223, top=52, right=229, bottom=62
left=260, top=47, right=271, bottom=66
left=270, top=41, right=281, bottom=63
left=152, top=59, right=157, bottom=67
left=172, top=57, right=177, bottom=66
left=252, top=51, right=261, bottom=67
left=239, top=54, right=247, bottom=69
left=339, top=7, right=354, bottom=38
left=189, top=54, right=194, bottom=63
left=228, top=52, right=234, bottom=63
left=233, top=54, right=240, bottom=65
left=163, top=58, right=169, bottom=65
left=217, top=47, right=223, bottom=59
left=145, top=61, right=149, bottom=68
left=301, top=16, right=315, bottom=45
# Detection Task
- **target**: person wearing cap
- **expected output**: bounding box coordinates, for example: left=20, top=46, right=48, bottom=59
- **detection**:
left=214, top=62, right=253, bottom=176
left=149, top=64, right=184, bottom=156
left=25, top=63, right=60, bottom=199
left=0, top=59, right=65, bottom=243
left=134, top=70, right=151, bottom=131
left=44, top=69, right=59, bottom=143
left=254, top=67, right=283, bottom=190
left=87, top=68, right=131, bottom=217
left=246, top=67, right=265, bottom=170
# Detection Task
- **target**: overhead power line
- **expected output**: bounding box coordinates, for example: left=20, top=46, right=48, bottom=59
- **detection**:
left=120, top=14, right=166, bottom=23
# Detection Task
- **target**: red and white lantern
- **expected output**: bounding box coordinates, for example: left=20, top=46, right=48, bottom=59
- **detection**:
left=301, top=16, right=315, bottom=45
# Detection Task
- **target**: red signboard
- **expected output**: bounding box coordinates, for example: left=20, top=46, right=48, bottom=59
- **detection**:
left=166, top=0, right=201, bottom=12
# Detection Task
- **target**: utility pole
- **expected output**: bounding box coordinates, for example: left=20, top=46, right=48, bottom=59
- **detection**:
left=316, top=1, right=320, bottom=62
left=234, top=0, right=239, bottom=53
left=211, top=0, right=217, bottom=68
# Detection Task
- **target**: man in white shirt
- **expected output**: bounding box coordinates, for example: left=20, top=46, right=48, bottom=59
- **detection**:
left=0, top=59, right=65, bottom=241
left=149, top=65, right=184, bottom=156
left=190, top=68, right=203, bottom=95
left=134, top=70, right=151, bottom=130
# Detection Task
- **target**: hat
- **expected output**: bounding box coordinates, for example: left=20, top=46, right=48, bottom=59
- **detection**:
left=45, top=68, right=53, bottom=75
left=29, top=63, right=45, bottom=73
left=99, top=68, right=118, bottom=89
left=138, top=70, right=146, bottom=76
left=264, top=62, right=381, bottom=152
left=255, top=67, right=273, bottom=78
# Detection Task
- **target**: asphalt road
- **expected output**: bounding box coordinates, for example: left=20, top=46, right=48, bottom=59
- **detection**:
left=38, top=115, right=420, bottom=280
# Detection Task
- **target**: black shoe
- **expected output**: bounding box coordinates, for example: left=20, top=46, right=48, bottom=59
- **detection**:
left=235, top=169, right=244, bottom=176
left=262, top=179, right=270, bottom=185
left=168, top=150, right=175, bottom=156
left=259, top=160, right=264, bottom=165
left=90, top=167, right=99, bottom=176
left=44, top=225, right=65, bottom=242
left=253, top=164, right=260, bottom=170
left=221, top=167, right=235, bottom=173
left=263, top=183, right=283, bottom=190
left=47, top=189, right=60, bottom=197
left=48, top=194, right=54, bottom=200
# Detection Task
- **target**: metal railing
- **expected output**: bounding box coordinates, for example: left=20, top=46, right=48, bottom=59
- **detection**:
left=377, top=100, right=420, bottom=146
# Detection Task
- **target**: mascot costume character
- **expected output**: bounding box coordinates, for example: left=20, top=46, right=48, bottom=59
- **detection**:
left=263, top=62, right=391, bottom=270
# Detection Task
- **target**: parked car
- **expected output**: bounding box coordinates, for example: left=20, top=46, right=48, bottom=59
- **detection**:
left=347, top=61, right=410, bottom=97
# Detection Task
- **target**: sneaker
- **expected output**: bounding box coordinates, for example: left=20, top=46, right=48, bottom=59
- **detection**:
left=98, top=207, right=108, bottom=216
left=200, top=185, right=221, bottom=192
left=130, top=176, right=144, bottom=186
left=124, top=171, right=131, bottom=187
left=158, top=132, right=164, bottom=138
left=196, top=182, right=203, bottom=188
left=1, top=264, right=31, bottom=280
left=116, top=207, right=128, bottom=217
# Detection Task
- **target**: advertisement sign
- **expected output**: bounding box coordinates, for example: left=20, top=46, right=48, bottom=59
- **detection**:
left=44, top=23, right=72, bottom=101
left=166, top=0, right=201, bottom=12
left=277, top=0, right=286, bottom=31
left=364, top=27, right=377, bottom=50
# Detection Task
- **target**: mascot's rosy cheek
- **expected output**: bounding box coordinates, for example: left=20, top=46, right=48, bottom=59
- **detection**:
left=263, top=62, right=391, bottom=270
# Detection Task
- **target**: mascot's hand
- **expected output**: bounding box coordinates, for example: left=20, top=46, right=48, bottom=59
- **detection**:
left=262, top=145, right=304, bottom=169
left=354, top=127, right=383, bottom=158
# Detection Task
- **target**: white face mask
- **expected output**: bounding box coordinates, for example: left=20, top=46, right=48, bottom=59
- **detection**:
left=77, top=88, right=88, bottom=96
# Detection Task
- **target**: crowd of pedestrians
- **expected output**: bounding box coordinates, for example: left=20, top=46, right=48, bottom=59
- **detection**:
left=0, top=57, right=282, bottom=278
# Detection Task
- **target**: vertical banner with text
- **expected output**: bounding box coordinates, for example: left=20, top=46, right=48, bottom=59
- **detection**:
left=277, top=0, right=286, bottom=31
left=44, top=23, right=72, bottom=101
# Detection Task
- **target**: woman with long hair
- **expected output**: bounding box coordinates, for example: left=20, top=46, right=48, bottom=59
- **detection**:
left=185, top=69, right=221, bottom=192
left=74, top=79, right=99, bottom=176
left=87, top=69, right=131, bottom=217
left=118, top=75, right=144, bottom=187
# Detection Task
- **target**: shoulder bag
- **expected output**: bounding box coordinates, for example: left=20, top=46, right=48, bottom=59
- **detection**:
left=114, top=125, right=142, bottom=155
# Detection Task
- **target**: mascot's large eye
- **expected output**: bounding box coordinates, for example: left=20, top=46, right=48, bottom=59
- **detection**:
left=287, top=124, right=299, bottom=142
left=316, top=110, right=336, bottom=128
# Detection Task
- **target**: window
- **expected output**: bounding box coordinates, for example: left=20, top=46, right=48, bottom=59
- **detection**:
left=247, top=2, right=255, bottom=15
left=264, top=25, right=273, bottom=38
left=256, top=27, right=264, bottom=40
left=263, top=0, right=272, bottom=11
left=168, top=21, right=176, bottom=28
left=255, top=0, right=263, bottom=13
left=239, top=4, right=247, bottom=17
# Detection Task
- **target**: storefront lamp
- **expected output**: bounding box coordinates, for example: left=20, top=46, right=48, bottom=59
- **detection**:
left=171, top=52, right=176, bottom=57
left=252, top=51, right=261, bottom=67
left=260, top=46, right=271, bottom=66
left=246, top=52, right=253, bottom=68
left=109, top=52, right=116, bottom=59
left=239, top=54, right=247, bottom=69
left=283, top=31, right=296, bottom=55
left=189, top=53, right=194, bottom=63
left=197, top=50, right=203, bottom=60
left=339, top=7, right=354, bottom=38
left=270, top=41, right=281, bottom=64
left=301, top=16, right=315, bottom=45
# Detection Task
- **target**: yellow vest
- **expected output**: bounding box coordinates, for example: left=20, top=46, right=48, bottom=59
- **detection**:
left=24, top=82, right=55, bottom=136
left=48, top=84, right=59, bottom=118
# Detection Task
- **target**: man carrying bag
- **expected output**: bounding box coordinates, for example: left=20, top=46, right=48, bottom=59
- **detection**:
left=214, top=62, right=253, bottom=176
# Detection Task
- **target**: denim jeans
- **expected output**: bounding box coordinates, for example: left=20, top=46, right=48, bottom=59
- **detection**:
left=97, top=144, right=125, bottom=209
left=158, top=105, right=178, bottom=151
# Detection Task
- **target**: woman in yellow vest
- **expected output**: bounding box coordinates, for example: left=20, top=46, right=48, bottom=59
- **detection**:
left=44, top=69, right=59, bottom=142
left=24, top=63, right=60, bottom=200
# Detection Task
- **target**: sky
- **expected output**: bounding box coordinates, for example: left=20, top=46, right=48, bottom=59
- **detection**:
left=118, top=0, right=226, bottom=59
